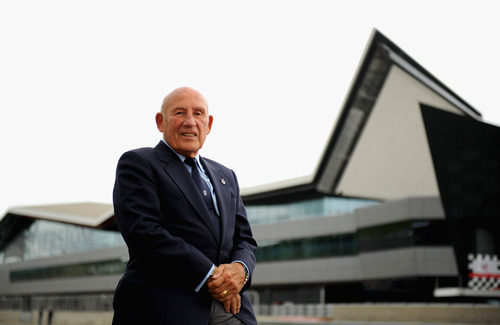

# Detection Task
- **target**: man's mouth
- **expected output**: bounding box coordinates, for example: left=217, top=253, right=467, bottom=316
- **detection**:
left=181, top=133, right=197, bottom=137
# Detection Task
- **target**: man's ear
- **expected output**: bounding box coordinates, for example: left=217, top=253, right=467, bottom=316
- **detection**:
left=207, top=115, right=214, bottom=134
left=155, top=112, right=164, bottom=132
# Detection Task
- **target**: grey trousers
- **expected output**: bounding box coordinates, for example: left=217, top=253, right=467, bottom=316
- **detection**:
left=209, top=299, right=244, bottom=325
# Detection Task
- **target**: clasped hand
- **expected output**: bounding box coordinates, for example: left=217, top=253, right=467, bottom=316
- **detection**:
left=207, top=263, right=245, bottom=314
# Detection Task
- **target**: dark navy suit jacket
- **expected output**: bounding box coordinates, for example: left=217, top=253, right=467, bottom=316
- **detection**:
left=112, top=141, right=257, bottom=325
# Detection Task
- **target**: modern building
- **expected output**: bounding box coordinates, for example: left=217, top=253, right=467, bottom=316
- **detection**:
left=1, top=29, right=499, bottom=315
left=242, top=29, right=500, bottom=303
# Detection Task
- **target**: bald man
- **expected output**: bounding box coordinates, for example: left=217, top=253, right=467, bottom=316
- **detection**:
left=112, top=87, right=257, bottom=324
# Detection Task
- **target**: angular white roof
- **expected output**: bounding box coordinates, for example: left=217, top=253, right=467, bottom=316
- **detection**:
left=7, top=202, right=114, bottom=228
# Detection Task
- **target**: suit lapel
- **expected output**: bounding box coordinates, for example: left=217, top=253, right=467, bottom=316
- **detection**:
left=154, top=142, right=219, bottom=243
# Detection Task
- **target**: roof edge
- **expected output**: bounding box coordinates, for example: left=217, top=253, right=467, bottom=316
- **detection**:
left=6, top=202, right=114, bottom=228
left=241, top=175, right=313, bottom=197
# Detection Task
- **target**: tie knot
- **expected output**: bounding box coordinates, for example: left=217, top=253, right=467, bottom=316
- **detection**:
left=184, top=157, right=196, bottom=168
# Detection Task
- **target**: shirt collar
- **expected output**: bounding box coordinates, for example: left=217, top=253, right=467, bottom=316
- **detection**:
left=161, top=138, right=202, bottom=167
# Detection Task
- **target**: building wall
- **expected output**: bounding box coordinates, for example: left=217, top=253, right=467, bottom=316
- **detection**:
left=0, top=246, right=126, bottom=295
left=0, top=197, right=458, bottom=305
left=253, top=247, right=456, bottom=286
left=251, top=196, right=457, bottom=286
left=336, top=65, right=466, bottom=200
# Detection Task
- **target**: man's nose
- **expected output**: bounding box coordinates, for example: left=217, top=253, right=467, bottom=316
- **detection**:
left=183, top=113, right=196, bottom=126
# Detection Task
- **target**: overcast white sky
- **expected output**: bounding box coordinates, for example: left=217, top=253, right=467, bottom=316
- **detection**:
left=1, top=0, right=499, bottom=218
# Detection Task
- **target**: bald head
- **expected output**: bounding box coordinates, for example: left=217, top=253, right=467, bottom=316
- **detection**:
left=161, top=87, right=208, bottom=114
left=156, top=86, right=213, bottom=158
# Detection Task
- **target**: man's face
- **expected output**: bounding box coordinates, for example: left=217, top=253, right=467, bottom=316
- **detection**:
left=156, top=88, right=213, bottom=158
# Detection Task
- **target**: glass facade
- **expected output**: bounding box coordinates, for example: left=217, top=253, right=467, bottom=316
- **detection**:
left=358, top=220, right=450, bottom=252
left=0, top=220, right=125, bottom=264
left=257, top=234, right=358, bottom=262
left=246, top=197, right=377, bottom=225
left=256, top=220, right=450, bottom=262
left=10, top=259, right=126, bottom=282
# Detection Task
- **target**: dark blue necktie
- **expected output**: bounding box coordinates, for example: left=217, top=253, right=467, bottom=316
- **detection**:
left=184, top=157, right=214, bottom=209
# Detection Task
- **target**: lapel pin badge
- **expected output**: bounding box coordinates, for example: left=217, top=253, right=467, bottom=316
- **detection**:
left=221, top=178, right=226, bottom=185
